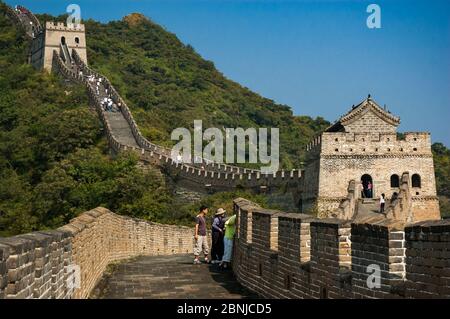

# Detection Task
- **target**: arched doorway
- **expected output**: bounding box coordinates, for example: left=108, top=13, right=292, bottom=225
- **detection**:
left=361, top=174, right=373, bottom=198
left=61, top=36, right=66, bottom=45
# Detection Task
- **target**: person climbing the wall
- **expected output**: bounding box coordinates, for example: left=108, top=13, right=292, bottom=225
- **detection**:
left=219, top=213, right=236, bottom=270
left=193, top=205, right=209, bottom=265
left=211, top=208, right=226, bottom=264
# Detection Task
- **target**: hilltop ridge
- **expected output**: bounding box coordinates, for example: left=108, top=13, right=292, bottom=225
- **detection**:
left=123, top=13, right=149, bottom=27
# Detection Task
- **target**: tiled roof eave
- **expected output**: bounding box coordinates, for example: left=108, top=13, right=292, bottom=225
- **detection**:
left=340, top=100, right=400, bottom=126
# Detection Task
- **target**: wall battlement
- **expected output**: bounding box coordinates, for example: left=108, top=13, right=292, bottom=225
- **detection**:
left=0, top=208, right=194, bottom=299
left=307, top=132, right=432, bottom=156
left=45, top=21, right=85, bottom=32
left=232, top=198, right=450, bottom=298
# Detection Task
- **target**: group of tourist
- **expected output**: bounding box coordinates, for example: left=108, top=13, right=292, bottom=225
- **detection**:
left=193, top=205, right=236, bottom=270
left=360, top=180, right=373, bottom=198
left=85, top=75, right=120, bottom=112
left=14, top=6, right=36, bottom=37
left=87, top=75, right=101, bottom=95
left=101, top=97, right=119, bottom=112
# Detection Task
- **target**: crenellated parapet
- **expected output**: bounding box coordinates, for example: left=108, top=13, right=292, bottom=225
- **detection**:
left=8, top=5, right=42, bottom=35
left=45, top=21, right=85, bottom=32
left=232, top=198, right=450, bottom=299
left=319, top=131, right=432, bottom=157
left=0, top=207, right=194, bottom=299
left=404, top=220, right=450, bottom=298
left=351, top=220, right=407, bottom=298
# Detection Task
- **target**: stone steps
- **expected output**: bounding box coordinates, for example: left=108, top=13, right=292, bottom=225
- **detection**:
left=103, top=112, right=140, bottom=148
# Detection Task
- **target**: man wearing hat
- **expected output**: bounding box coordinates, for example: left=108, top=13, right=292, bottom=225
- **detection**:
left=210, top=208, right=226, bottom=264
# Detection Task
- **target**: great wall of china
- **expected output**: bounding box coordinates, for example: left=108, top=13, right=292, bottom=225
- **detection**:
left=0, top=4, right=448, bottom=299
left=232, top=198, right=449, bottom=299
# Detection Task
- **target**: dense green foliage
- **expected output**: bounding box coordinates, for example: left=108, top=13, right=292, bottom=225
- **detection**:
left=175, top=190, right=270, bottom=225
left=0, top=6, right=289, bottom=236
left=432, top=143, right=450, bottom=217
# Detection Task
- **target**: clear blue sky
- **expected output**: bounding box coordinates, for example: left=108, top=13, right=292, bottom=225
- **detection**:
left=6, top=0, right=450, bottom=146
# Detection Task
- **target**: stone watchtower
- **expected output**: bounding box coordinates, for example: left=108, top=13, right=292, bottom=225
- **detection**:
left=30, top=21, right=88, bottom=71
left=302, top=96, right=440, bottom=221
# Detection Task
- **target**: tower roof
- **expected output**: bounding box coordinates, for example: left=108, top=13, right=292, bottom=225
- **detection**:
left=326, top=96, right=400, bottom=132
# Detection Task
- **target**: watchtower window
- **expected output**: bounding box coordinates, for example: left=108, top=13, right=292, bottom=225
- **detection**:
left=390, top=174, right=400, bottom=188
left=61, top=36, right=66, bottom=45
left=75, top=37, right=80, bottom=45
left=412, top=174, right=421, bottom=188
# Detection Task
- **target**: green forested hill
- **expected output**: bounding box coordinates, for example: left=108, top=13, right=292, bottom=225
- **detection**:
left=0, top=4, right=448, bottom=238
left=432, top=143, right=450, bottom=217
left=82, top=13, right=330, bottom=169
left=0, top=3, right=271, bottom=237
left=0, top=6, right=193, bottom=236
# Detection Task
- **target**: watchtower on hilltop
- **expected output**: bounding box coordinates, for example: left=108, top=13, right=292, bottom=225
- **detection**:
left=302, top=96, right=440, bottom=221
left=30, top=21, right=88, bottom=71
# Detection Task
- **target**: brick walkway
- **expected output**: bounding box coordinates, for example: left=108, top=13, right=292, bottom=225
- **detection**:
left=90, top=254, right=259, bottom=299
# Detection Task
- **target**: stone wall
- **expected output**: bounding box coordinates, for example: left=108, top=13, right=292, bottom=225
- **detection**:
left=344, top=110, right=396, bottom=133
left=53, top=49, right=304, bottom=195
left=0, top=208, right=194, bottom=299
left=303, top=129, right=440, bottom=220
left=232, top=198, right=450, bottom=299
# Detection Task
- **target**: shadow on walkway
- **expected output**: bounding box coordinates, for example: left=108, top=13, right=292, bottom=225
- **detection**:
left=91, top=254, right=260, bottom=299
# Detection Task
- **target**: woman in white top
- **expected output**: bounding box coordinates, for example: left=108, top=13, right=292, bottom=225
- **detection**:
left=380, top=193, right=386, bottom=214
